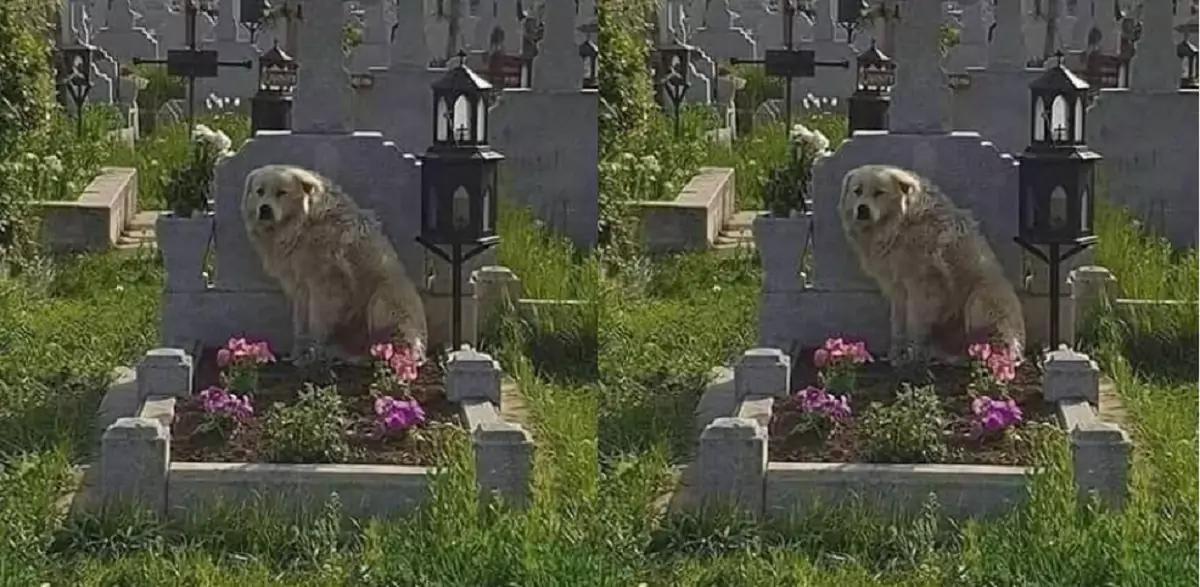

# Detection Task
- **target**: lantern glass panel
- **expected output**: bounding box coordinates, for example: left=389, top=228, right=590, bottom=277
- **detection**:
left=482, top=186, right=492, bottom=232
left=1073, top=96, right=1084, bottom=142
left=475, top=97, right=486, bottom=143
left=862, top=68, right=892, bottom=89
left=452, top=95, right=471, bottom=142
left=436, top=98, right=450, bottom=142
left=1050, top=95, right=1069, bottom=142
left=669, top=55, right=682, bottom=76
left=1033, top=97, right=1046, bottom=142
left=425, top=184, right=438, bottom=234
left=1049, top=186, right=1068, bottom=229
left=1022, top=185, right=1035, bottom=232
left=1080, top=188, right=1089, bottom=233
left=452, top=186, right=471, bottom=230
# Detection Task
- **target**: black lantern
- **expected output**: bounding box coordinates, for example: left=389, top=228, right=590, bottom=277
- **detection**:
left=250, top=41, right=297, bottom=132
left=418, top=52, right=504, bottom=350
left=1015, top=54, right=1102, bottom=348
left=658, top=41, right=693, bottom=137
left=856, top=39, right=895, bottom=92
left=847, top=39, right=894, bottom=133
left=579, top=38, right=598, bottom=89
left=1177, top=36, right=1198, bottom=89
left=58, top=41, right=96, bottom=137
left=239, top=0, right=267, bottom=41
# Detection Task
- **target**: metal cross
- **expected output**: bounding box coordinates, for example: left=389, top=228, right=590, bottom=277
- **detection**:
left=730, top=1, right=850, bottom=125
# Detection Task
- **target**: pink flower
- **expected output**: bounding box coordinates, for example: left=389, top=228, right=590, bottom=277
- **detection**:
left=216, top=348, right=232, bottom=368
left=817, top=337, right=874, bottom=367
left=968, top=343, right=992, bottom=362
left=370, top=343, right=395, bottom=361
left=813, top=348, right=829, bottom=368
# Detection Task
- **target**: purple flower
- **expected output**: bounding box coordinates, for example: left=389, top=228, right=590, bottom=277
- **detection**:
left=971, top=396, right=1022, bottom=432
left=374, top=396, right=426, bottom=434
left=794, top=386, right=853, bottom=419
left=197, top=386, right=254, bottom=421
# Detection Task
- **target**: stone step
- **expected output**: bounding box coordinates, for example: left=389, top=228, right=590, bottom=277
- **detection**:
left=723, top=210, right=764, bottom=231
left=129, top=210, right=164, bottom=230
left=719, top=227, right=753, bottom=241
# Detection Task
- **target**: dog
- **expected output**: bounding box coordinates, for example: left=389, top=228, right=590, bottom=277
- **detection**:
left=241, top=164, right=427, bottom=362
left=838, top=164, right=1025, bottom=363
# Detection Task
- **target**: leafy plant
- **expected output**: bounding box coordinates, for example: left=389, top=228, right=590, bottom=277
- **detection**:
left=761, top=123, right=829, bottom=217
left=858, top=383, right=946, bottom=463
left=260, top=383, right=349, bottom=463
left=161, top=124, right=232, bottom=217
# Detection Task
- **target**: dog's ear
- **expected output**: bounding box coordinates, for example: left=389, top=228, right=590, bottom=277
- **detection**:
left=892, top=170, right=918, bottom=215
left=295, top=171, right=321, bottom=195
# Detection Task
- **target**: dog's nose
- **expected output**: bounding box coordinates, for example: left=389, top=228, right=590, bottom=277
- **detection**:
left=855, top=204, right=871, bottom=221
left=257, top=204, right=273, bottom=221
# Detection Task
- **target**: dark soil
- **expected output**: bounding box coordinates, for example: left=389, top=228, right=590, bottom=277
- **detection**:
left=768, top=349, right=1058, bottom=466
left=172, top=348, right=462, bottom=466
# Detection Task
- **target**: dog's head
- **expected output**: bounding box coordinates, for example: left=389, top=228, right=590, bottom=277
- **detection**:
left=242, top=165, right=324, bottom=231
left=839, top=165, right=921, bottom=231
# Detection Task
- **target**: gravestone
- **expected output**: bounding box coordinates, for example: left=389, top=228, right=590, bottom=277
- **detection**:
left=794, top=0, right=856, bottom=99
left=1087, top=0, right=1199, bottom=248
left=953, top=0, right=1044, bottom=156
left=196, top=0, right=259, bottom=100
left=162, top=0, right=437, bottom=351
left=489, top=0, right=598, bottom=249
left=757, top=0, right=1034, bottom=354
left=692, top=0, right=757, bottom=62
left=93, top=0, right=161, bottom=64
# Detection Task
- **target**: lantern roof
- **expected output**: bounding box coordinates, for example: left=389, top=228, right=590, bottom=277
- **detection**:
left=1177, top=37, right=1198, bottom=58
left=61, top=40, right=96, bottom=53
left=260, top=41, right=294, bottom=67
left=579, top=38, right=598, bottom=58
left=857, top=39, right=893, bottom=67
left=433, top=51, right=493, bottom=93
left=1030, top=54, right=1090, bottom=92
left=659, top=39, right=695, bottom=54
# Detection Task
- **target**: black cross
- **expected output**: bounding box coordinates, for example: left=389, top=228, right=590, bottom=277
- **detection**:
left=729, top=0, right=850, bottom=125
left=133, top=0, right=253, bottom=135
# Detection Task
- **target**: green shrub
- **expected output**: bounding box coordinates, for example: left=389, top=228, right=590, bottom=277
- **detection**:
left=260, top=384, right=349, bottom=463
left=0, top=0, right=61, bottom=267
left=857, top=384, right=947, bottom=463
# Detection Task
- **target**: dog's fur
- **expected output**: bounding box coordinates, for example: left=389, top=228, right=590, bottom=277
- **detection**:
left=242, top=164, right=427, bottom=360
left=839, top=164, right=1025, bottom=362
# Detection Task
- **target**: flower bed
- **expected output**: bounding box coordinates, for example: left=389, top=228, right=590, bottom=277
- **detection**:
left=768, top=339, right=1057, bottom=466
left=95, top=344, right=535, bottom=519
left=171, top=340, right=461, bottom=466
left=689, top=344, right=1133, bottom=520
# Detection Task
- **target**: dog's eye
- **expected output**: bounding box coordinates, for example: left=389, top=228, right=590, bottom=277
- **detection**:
left=873, top=190, right=885, bottom=198
left=255, top=187, right=264, bottom=196
left=853, top=186, right=862, bottom=196
left=276, top=190, right=288, bottom=198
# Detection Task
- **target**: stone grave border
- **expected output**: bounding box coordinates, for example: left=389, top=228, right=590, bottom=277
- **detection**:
left=686, top=346, right=1132, bottom=520
left=627, top=167, right=736, bottom=254
left=90, top=346, right=534, bottom=520
left=35, top=167, right=139, bottom=254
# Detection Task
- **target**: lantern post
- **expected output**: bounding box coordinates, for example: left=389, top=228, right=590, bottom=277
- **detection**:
left=418, top=52, right=504, bottom=350
left=658, top=41, right=693, bottom=137
left=1014, top=53, right=1102, bottom=349
left=57, top=42, right=96, bottom=138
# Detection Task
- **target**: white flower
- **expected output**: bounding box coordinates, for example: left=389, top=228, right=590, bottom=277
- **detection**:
left=43, top=155, right=63, bottom=174
left=789, top=123, right=830, bottom=155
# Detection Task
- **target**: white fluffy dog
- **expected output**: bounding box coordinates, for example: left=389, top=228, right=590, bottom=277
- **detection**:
left=241, top=164, right=427, bottom=361
left=839, top=164, right=1025, bottom=362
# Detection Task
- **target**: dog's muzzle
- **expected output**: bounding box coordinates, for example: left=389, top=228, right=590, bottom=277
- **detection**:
left=257, top=204, right=274, bottom=222
left=855, top=204, right=872, bottom=221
